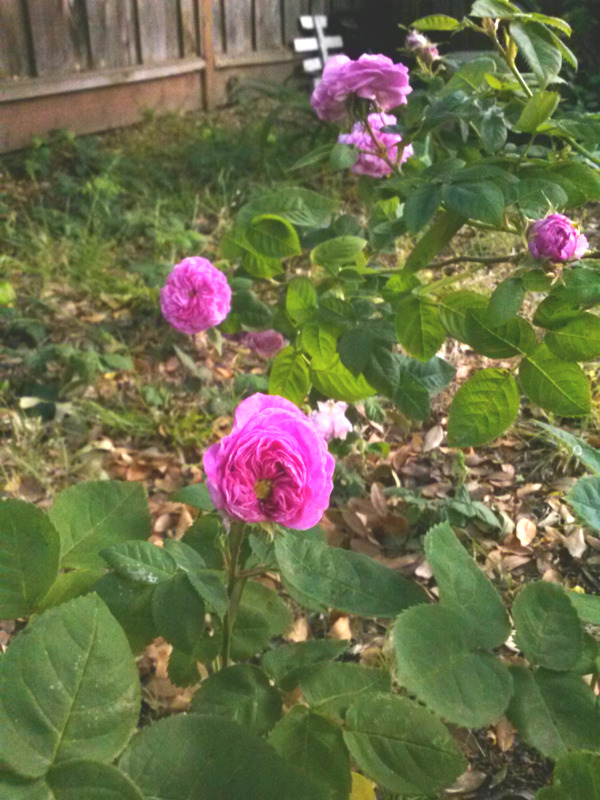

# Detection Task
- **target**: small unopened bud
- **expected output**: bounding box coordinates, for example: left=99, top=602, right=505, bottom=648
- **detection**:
left=481, top=17, right=499, bottom=37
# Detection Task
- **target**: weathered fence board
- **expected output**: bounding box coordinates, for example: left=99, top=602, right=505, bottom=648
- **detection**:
left=26, top=0, right=90, bottom=75
left=86, top=0, right=138, bottom=69
left=283, top=0, right=311, bottom=45
left=136, top=0, right=181, bottom=63
left=255, top=0, right=283, bottom=52
left=0, top=1, right=32, bottom=78
left=223, top=0, right=253, bottom=54
left=179, top=0, right=200, bottom=56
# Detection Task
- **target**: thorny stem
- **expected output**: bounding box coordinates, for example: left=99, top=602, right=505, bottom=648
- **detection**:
left=220, top=521, right=248, bottom=668
left=362, top=112, right=404, bottom=177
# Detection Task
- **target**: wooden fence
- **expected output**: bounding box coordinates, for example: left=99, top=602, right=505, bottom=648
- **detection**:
left=0, top=0, right=338, bottom=152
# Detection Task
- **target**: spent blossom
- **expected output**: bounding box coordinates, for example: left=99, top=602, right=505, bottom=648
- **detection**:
left=338, top=112, right=413, bottom=177
left=160, top=257, right=231, bottom=335
left=405, top=30, right=439, bottom=65
left=310, top=401, right=353, bottom=442
left=311, top=53, right=412, bottom=122
left=203, top=394, right=334, bottom=530
left=527, top=214, right=588, bottom=262
left=241, top=330, right=287, bottom=359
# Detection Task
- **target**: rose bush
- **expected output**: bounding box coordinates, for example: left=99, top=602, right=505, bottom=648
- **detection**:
left=337, top=112, right=413, bottom=177
left=203, top=393, right=334, bottom=529
left=310, top=53, right=412, bottom=122
left=527, top=214, right=589, bottom=262
left=160, top=256, right=231, bottom=334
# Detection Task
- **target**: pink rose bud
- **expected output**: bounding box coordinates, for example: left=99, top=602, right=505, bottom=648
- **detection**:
left=241, top=330, right=287, bottom=359
left=337, top=112, right=413, bottom=177
left=160, top=257, right=231, bottom=334
left=311, top=53, right=412, bottom=122
left=527, top=214, right=589, bottom=262
left=203, top=393, right=334, bottom=530
left=310, top=400, right=353, bottom=441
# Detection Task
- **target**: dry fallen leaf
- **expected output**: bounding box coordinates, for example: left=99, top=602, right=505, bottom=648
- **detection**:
left=516, top=517, right=537, bottom=547
left=423, top=424, right=444, bottom=453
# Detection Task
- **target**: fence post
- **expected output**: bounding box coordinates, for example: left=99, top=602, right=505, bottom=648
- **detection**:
left=200, top=0, right=216, bottom=109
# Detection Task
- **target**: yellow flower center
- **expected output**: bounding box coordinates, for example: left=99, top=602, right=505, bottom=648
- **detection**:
left=254, top=479, right=273, bottom=500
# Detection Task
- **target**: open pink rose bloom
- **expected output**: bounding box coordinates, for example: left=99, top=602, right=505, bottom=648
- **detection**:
left=527, top=214, right=588, bottom=262
left=338, top=112, right=413, bottom=177
left=311, top=53, right=412, bottom=122
left=203, top=394, right=335, bottom=530
left=310, top=400, right=353, bottom=441
left=160, top=256, right=231, bottom=335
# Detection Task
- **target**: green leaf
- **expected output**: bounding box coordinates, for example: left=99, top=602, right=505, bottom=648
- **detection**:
left=569, top=592, right=600, bottom=626
left=186, top=569, right=228, bottom=616
left=411, top=14, right=462, bottom=30
left=286, top=277, right=317, bottom=325
left=393, top=370, right=431, bottom=421
left=514, top=91, right=560, bottom=133
left=447, top=368, right=520, bottom=447
left=470, top=0, right=520, bottom=17
left=338, top=328, right=373, bottom=376
left=397, top=355, right=456, bottom=395
left=545, top=314, right=600, bottom=362
left=330, top=142, right=359, bottom=170
left=538, top=751, right=600, bottom=800
left=425, top=523, right=510, bottom=649
left=170, top=483, right=214, bottom=510
left=47, top=760, right=144, bottom=800
left=299, top=662, right=391, bottom=717
left=487, top=277, right=526, bottom=325
left=568, top=476, right=600, bottom=532
left=237, top=187, right=336, bottom=229
left=232, top=580, right=293, bottom=659
left=299, top=321, right=337, bottom=361
left=152, top=572, right=206, bottom=654
left=269, top=706, right=351, bottom=800
left=513, top=582, right=583, bottom=670
left=481, top=111, right=508, bottom=153
left=311, top=236, right=367, bottom=271
left=395, top=295, right=446, bottom=362
left=0, top=594, right=140, bottom=778
left=0, top=500, right=60, bottom=618
left=507, top=666, right=600, bottom=760
left=36, top=568, right=105, bottom=613
left=393, top=604, right=513, bottom=727
left=438, top=290, right=487, bottom=342
left=404, top=210, right=465, bottom=273
left=221, top=227, right=283, bottom=278
left=287, top=143, right=333, bottom=171
left=274, top=528, right=426, bottom=617
left=262, top=640, right=350, bottom=692
left=268, top=347, right=310, bottom=405
left=404, top=183, right=441, bottom=235
left=180, top=515, right=224, bottom=569
left=343, top=693, right=467, bottom=797
left=0, top=773, right=52, bottom=799
left=553, top=163, right=600, bottom=206
left=100, top=541, right=177, bottom=585
left=510, top=21, right=562, bottom=85
left=93, top=573, right=157, bottom=653
left=534, top=421, right=600, bottom=475
left=49, top=481, right=151, bottom=570
left=247, top=214, right=301, bottom=258
left=233, top=289, right=273, bottom=327
left=191, top=664, right=282, bottom=735
left=516, top=178, right=568, bottom=218
left=519, top=344, right=591, bottom=417
left=442, top=182, right=505, bottom=227
left=466, top=310, right=536, bottom=358
left=310, top=354, right=375, bottom=402
left=119, top=714, right=328, bottom=800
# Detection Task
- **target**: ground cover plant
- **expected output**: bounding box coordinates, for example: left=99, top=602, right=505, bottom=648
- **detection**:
left=2, top=1, right=600, bottom=797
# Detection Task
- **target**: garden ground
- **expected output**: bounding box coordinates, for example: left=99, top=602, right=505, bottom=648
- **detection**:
left=1, top=94, right=599, bottom=798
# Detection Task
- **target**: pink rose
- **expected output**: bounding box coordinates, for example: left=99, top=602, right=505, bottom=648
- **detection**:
left=203, top=394, right=334, bottom=530
left=160, top=257, right=231, bottom=335
left=527, top=214, right=589, bottom=262
left=241, top=330, right=287, bottom=358
left=337, top=112, right=413, bottom=177
left=311, top=53, right=412, bottom=122
left=310, top=401, right=353, bottom=441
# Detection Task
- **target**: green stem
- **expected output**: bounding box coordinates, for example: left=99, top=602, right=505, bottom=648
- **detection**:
left=561, top=135, right=600, bottom=169
left=220, top=522, right=248, bottom=669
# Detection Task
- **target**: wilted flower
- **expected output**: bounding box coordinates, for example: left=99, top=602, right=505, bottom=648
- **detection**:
left=527, top=214, right=588, bottom=262
left=405, top=30, right=440, bottom=65
left=310, top=400, right=353, bottom=441
left=337, top=112, right=413, bottom=177
left=160, top=257, right=231, bottom=334
left=241, top=330, right=287, bottom=358
left=311, top=53, right=412, bottom=122
left=203, top=394, right=334, bottom=530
